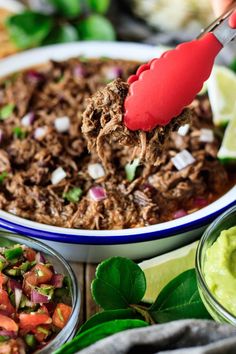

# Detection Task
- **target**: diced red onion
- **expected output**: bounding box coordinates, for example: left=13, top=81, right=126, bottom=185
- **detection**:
left=89, top=186, right=107, bottom=201
left=0, top=330, right=17, bottom=338
left=50, top=274, right=64, bottom=288
left=171, top=149, right=195, bottom=170
left=51, top=167, right=67, bottom=185
left=104, top=66, right=123, bottom=80
left=173, top=209, right=187, bottom=219
left=0, top=129, right=3, bottom=144
left=8, top=279, right=22, bottom=292
left=199, top=128, right=214, bottom=143
left=193, top=197, right=208, bottom=208
left=27, top=70, right=44, bottom=83
left=31, top=289, right=50, bottom=303
left=21, top=112, right=35, bottom=127
left=177, top=124, right=190, bottom=136
left=88, top=163, right=105, bottom=179
left=73, top=65, right=86, bottom=78
left=34, top=126, right=48, bottom=140
left=15, top=288, right=22, bottom=310
left=54, top=116, right=70, bottom=133
left=35, top=252, right=46, bottom=264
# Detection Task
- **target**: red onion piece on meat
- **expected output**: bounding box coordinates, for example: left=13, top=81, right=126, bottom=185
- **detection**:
left=74, top=65, right=86, bottom=78
left=31, top=290, right=50, bottom=303
left=35, top=252, right=46, bottom=264
left=21, top=112, right=35, bottom=126
left=15, top=288, right=22, bottom=310
left=27, top=70, right=45, bottom=83
left=8, top=279, right=22, bottom=291
left=173, top=209, right=187, bottom=219
left=50, top=274, right=64, bottom=288
left=105, top=66, right=123, bottom=80
left=89, top=186, right=107, bottom=201
left=0, top=330, right=17, bottom=338
left=193, top=197, right=208, bottom=208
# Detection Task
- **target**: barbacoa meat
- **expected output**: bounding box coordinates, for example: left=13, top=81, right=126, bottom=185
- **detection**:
left=82, top=78, right=190, bottom=167
left=0, top=57, right=233, bottom=230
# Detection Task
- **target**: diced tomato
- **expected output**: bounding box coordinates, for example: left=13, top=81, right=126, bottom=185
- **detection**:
left=32, top=264, right=53, bottom=284
left=0, top=273, right=8, bottom=289
left=0, top=314, right=18, bottom=332
left=0, top=289, right=15, bottom=316
left=24, top=248, right=36, bottom=262
left=23, top=272, right=38, bottom=296
left=52, top=303, right=72, bottom=329
left=19, top=313, right=52, bottom=330
left=32, top=324, right=51, bottom=342
left=39, top=305, right=49, bottom=315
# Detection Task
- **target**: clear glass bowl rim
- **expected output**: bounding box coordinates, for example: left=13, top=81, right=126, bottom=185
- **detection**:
left=196, top=204, right=236, bottom=324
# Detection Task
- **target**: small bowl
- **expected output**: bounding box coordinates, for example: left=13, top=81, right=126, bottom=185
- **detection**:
left=196, top=205, right=236, bottom=325
left=0, top=230, right=80, bottom=353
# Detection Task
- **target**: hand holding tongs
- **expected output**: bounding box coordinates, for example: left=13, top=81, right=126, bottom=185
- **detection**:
left=124, top=5, right=236, bottom=131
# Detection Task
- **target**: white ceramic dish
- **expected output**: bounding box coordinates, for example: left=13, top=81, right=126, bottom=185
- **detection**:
left=0, top=42, right=235, bottom=262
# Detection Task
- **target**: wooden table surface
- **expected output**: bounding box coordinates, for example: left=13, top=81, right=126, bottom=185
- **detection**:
left=70, top=262, right=100, bottom=326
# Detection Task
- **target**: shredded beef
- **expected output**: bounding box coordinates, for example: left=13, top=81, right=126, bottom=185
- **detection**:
left=0, top=57, right=234, bottom=230
left=82, top=78, right=190, bottom=167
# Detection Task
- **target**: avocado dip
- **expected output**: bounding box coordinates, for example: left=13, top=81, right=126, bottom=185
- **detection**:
left=204, top=226, right=236, bottom=316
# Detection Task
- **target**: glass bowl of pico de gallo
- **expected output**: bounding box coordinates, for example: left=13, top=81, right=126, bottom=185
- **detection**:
left=0, top=231, right=80, bottom=354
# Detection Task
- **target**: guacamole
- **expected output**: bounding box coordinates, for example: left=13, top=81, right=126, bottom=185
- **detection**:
left=204, top=226, right=236, bottom=316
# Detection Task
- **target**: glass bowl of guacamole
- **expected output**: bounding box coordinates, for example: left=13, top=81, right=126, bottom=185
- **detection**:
left=196, top=204, right=236, bottom=325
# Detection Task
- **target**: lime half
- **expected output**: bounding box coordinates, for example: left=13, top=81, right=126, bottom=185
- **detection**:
left=207, top=65, right=236, bottom=126
left=139, top=241, right=198, bottom=304
left=218, top=110, right=236, bottom=163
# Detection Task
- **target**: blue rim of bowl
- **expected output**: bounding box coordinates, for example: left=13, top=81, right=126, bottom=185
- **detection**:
left=0, top=200, right=235, bottom=245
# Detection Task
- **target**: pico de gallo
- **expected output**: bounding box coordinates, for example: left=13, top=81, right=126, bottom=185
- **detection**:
left=0, top=243, right=72, bottom=353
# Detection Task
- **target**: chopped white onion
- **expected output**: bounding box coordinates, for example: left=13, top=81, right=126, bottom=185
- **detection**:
left=89, top=186, right=107, bottom=201
left=51, top=167, right=67, bottom=185
left=88, top=163, right=105, bottom=179
left=54, top=116, right=70, bottom=133
left=171, top=149, right=195, bottom=170
left=104, top=66, right=122, bottom=81
left=177, top=124, right=190, bottom=136
left=199, top=128, right=214, bottom=143
left=34, top=126, right=47, bottom=140
left=21, top=112, right=34, bottom=127
left=14, top=288, right=22, bottom=311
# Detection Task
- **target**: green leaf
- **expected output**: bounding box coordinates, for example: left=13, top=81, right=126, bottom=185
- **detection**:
left=91, top=257, right=146, bottom=310
left=6, top=12, right=53, bottom=49
left=53, top=319, right=148, bottom=354
left=49, top=0, right=81, bottom=18
left=77, top=308, right=144, bottom=334
left=0, top=172, right=8, bottom=184
left=149, top=269, right=211, bottom=323
left=125, top=158, right=140, bottom=182
left=87, top=0, right=110, bottom=14
left=12, top=126, right=26, bottom=140
left=0, top=104, right=15, bottom=120
left=63, top=187, right=82, bottom=203
left=229, top=58, right=236, bottom=73
left=76, top=14, right=115, bottom=41
left=43, top=24, right=78, bottom=45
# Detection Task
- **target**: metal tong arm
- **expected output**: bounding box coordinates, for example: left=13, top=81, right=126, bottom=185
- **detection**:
left=198, top=4, right=236, bottom=46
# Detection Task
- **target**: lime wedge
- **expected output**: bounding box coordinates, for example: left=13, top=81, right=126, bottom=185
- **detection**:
left=207, top=65, right=236, bottom=126
left=218, top=110, right=236, bottom=163
left=139, top=241, right=198, bottom=303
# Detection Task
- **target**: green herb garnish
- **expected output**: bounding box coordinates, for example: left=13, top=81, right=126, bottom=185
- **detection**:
left=63, top=187, right=82, bottom=203
left=12, top=126, right=26, bottom=140
left=0, top=171, right=8, bottom=184
left=125, top=158, right=140, bottom=182
left=0, top=103, right=15, bottom=120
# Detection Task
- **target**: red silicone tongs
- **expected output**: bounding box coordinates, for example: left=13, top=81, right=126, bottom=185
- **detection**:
left=124, top=5, right=236, bottom=131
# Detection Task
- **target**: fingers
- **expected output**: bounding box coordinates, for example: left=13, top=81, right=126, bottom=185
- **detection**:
left=210, top=0, right=235, bottom=16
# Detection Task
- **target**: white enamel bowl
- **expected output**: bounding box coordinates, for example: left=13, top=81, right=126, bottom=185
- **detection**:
left=0, top=42, right=235, bottom=262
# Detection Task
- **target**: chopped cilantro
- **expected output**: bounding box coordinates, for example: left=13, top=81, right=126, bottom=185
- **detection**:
left=0, top=103, right=15, bottom=120
left=63, top=187, right=82, bottom=203
left=0, top=171, right=8, bottom=184
left=12, top=126, right=26, bottom=140
left=125, top=158, right=140, bottom=182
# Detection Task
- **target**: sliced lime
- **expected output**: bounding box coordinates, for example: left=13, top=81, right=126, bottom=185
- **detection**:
left=207, top=65, right=236, bottom=126
left=139, top=241, right=198, bottom=303
left=218, top=110, right=236, bottom=163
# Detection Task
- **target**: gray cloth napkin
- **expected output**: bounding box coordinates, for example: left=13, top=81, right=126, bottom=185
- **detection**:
left=78, top=320, right=236, bottom=354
